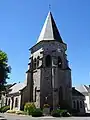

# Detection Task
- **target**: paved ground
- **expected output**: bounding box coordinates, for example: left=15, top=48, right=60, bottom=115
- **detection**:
left=0, top=113, right=90, bottom=120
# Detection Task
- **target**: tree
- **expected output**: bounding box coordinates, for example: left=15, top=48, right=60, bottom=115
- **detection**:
left=0, top=50, right=11, bottom=92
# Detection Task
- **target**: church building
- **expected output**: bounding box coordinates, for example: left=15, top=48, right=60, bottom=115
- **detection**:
left=27, top=11, right=72, bottom=110
left=1, top=11, right=75, bottom=111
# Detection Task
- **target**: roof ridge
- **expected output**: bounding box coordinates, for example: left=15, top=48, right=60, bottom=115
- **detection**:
left=83, top=85, right=88, bottom=92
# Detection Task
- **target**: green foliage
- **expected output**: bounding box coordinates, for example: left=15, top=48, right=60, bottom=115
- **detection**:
left=32, top=108, right=43, bottom=117
left=0, top=106, right=10, bottom=113
left=6, top=110, right=16, bottom=113
left=60, top=110, right=71, bottom=117
left=0, top=107, right=2, bottom=112
left=0, top=50, right=11, bottom=92
left=51, top=109, right=61, bottom=117
left=24, top=102, right=36, bottom=115
left=51, top=109, right=71, bottom=117
left=43, top=104, right=50, bottom=108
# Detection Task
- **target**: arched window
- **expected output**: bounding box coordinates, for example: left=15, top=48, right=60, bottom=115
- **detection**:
left=58, top=57, right=62, bottom=68
left=37, top=56, right=40, bottom=67
left=8, top=99, right=10, bottom=106
left=45, top=55, right=52, bottom=67
left=33, top=58, right=36, bottom=70
left=80, top=101, right=82, bottom=108
left=15, top=98, right=18, bottom=107
left=73, top=101, right=76, bottom=108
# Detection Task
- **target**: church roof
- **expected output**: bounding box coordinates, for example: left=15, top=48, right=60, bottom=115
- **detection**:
left=75, top=85, right=89, bottom=93
left=37, top=11, right=63, bottom=43
left=9, top=82, right=26, bottom=94
left=72, top=87, right=85, bottom=97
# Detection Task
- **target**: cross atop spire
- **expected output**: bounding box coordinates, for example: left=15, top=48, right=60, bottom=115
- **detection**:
left=37, top=11, right=63, bottom=43
left=49, top=4, right=51, bottom=10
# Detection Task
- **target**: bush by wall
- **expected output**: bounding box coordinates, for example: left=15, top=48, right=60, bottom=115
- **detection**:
left=51, top=109, right=71, bottom=117
left=32, top=108, right=43, bottom=117
left=60, top=110, right=71, bottom=117
left=24, top=102, right=36, bottom=115
left=0, top=106, right=10, bottom=113
left=51, top=109, right=61, bottom=117
left=0, top=107, right=3, bottom=112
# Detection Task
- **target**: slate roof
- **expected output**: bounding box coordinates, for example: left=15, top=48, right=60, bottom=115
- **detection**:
left=37, top=11, right=63, bottom=43
left=72, top=87, right=85, bottom=97
left=5, top=83, right=16, bottom=90
left=9, top=82, right=26, bottom=94
left=75, top=85, right=89, bottom=93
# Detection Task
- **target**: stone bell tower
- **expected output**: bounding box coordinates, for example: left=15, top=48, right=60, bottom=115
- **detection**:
left=27, top=11, right=72, bottom=110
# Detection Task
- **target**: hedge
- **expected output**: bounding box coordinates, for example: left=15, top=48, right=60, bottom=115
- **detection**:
left=0, top=106, right=10, bottom=113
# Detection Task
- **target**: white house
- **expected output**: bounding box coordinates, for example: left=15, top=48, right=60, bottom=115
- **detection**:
left=72, top=87, right=85, bottom=115
left=75, top=85, right=90, bottom=113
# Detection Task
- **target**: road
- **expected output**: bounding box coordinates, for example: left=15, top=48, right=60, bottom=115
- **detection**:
left=0, top=113, right=90, bottom=120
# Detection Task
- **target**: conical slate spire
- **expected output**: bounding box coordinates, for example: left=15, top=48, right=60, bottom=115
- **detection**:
left=37, top=11, right=63, bottom=43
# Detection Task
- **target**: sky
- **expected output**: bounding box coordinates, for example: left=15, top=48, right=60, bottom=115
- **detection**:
left=0, top=0, right=90, bottom=86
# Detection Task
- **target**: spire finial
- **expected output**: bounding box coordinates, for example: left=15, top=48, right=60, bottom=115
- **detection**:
left=49, top=4, right=51, bottom=11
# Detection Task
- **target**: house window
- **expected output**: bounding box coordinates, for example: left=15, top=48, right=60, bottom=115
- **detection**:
left=33, top=58, right=36, bottom=70
left=73, top=101, right=76, bottom=108
left=80, top=101, right=82, bottom=108
left=37, top=56, right=40, bottom=67
left=8, top=99, right=10, bottom=106
left=58, top=57, right=62, bottom=68
left=45, top=55, right=52, bottom=67
left=15, top=98, right=18, bottom=107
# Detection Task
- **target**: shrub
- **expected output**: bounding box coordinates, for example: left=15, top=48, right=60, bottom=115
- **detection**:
left=6, top=110, right=16, bottom=113
left=0, top=107, right=3, bottom=112
left=51, top=109, right=61, bottom=117
left=24, top=102, right=36, bottom=115
left=0, top=108, right=1, bottom=112
left=58, top=109, right=71, bottom=117
left=61, top=110, right=71, bottom=117
left=0, top=106, right=10, bottom=113
left=51, top=109, right=71, bottom=117
left=32, top=108, right=43, bottom=117
left=16, top=110, right=26, bottom=115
